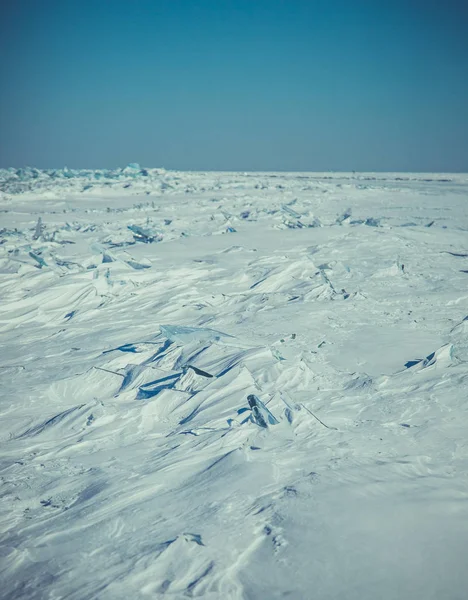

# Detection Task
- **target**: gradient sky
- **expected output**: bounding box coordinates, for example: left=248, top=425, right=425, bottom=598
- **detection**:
left=1, top=0, right=467, bottom=171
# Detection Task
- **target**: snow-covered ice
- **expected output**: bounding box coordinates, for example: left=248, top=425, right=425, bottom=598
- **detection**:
left=1, top=167, right=468, bottom=599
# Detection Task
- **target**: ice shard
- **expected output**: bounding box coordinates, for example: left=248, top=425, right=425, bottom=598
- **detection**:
left=247, top=394, right=279, bottom=428
left=29, top=251, right=47, bottom=268
left=33, top=217, right=44, bottom=240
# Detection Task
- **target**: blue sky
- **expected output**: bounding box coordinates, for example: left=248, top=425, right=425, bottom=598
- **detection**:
left=1, top=0, right=467, bottom=171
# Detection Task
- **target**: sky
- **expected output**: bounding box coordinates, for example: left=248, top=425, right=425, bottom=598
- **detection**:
left=1, top=0, right=467, bottom=171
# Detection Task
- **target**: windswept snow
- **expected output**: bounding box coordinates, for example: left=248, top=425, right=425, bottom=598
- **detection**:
left=1, top=168, right=468, bottom=599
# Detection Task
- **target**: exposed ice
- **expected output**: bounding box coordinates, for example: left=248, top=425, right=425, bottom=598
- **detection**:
left=28, top=250, right=47, bottom=268
left=159, top=324, right=234, bottom=344
left=247, top=394, right=279, bottom=428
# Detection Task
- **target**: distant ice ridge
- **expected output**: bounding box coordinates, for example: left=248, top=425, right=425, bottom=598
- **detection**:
left=3, top=163, right=153, bottom=181
left=0, top=164, right=168, bottom=196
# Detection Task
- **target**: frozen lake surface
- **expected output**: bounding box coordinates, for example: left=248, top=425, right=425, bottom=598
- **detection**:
left=1, top=167, right=468, bottom=599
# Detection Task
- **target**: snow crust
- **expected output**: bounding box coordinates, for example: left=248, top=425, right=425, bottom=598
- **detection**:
left=1, top=168, right=468, bottom=599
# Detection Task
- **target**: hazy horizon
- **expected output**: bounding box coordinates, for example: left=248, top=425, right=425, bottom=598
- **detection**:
left=3, top=165, right=468, bottom=175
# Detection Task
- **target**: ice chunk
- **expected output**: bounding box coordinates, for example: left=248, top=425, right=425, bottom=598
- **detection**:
left=33, top=217, right=44, bottom=240
left=336, top=208, right=352, bottom=224
left=365, top=217, right=380, bottom=227
left=125, top=259, right=151, bottom=270
left=90, top=242, right=114, bottom=264
left=285, top=220, right=305, bottom=229
left=127, top=224, right=161, bottom=243
left=306, top=217, right=322, bottom=228
left=282, top=204, right=301, bottom=219
left=175, top=366, right=214, bottom=393
left=160, top=324, right=233, bottom=344
left=29, top=251, right=47, bottom=268
left=247, top=394, right=279, bottom=428
left=102, top=253, right=114, bottom=264
left=404, top=344, right=453, bottom=371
